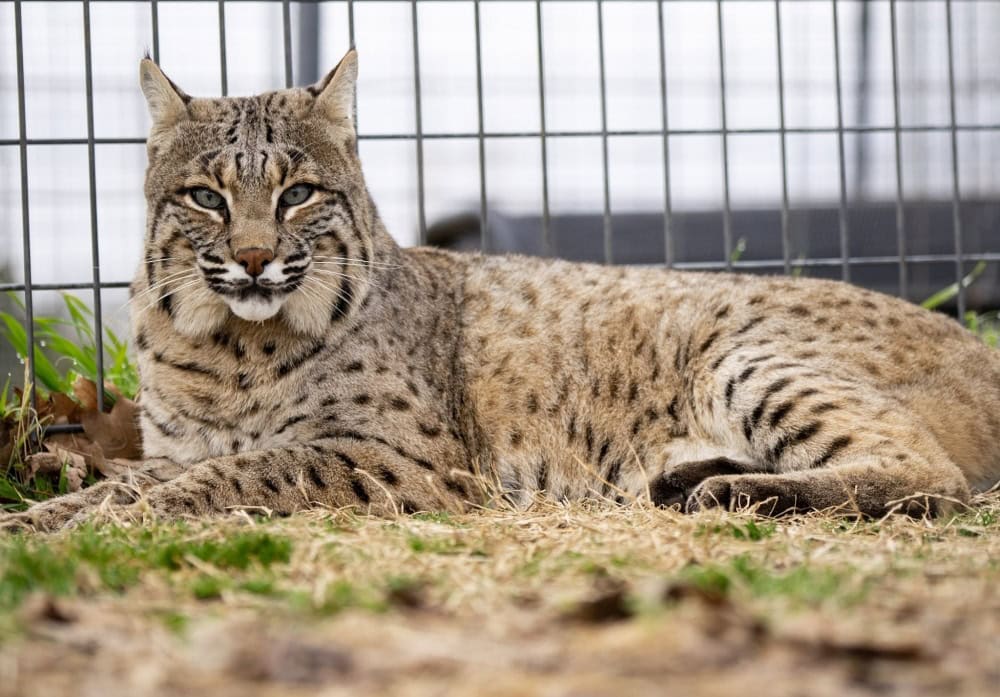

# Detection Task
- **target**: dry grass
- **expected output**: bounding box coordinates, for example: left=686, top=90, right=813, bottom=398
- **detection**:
left=2, top=491, right=999, bottom=696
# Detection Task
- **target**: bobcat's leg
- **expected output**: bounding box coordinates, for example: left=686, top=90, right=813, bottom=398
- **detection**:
left=684, top=355, right=972, bottom=517
left=685, top=454, right=970, bottom=517
left=125, top=437, right=470, bottom=525
left=0, top=459, right=184, bottom=532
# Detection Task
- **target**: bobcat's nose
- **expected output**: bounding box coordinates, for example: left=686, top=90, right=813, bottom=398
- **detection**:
left=235, top=247, right=275, bottom=278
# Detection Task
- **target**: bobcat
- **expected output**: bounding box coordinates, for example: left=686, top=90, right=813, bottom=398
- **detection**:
left=5, top=50, right=1000, bottom=532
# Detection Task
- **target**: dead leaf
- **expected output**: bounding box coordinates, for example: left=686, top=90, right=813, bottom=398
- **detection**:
left=80, top=396, right=143, bottom=461
left=0, top=417, right=13, bottom=467
left=72, top=377, right=99, bottom=412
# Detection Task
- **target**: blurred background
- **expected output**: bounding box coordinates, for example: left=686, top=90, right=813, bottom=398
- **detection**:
left=1, top=0, right=999, bottom=392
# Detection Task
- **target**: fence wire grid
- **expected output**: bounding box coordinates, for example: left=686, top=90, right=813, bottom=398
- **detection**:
left=2, top=0, right=999, bottom=421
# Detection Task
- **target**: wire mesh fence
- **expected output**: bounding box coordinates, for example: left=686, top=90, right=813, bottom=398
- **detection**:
left=1, top=0, right=999, bottom=419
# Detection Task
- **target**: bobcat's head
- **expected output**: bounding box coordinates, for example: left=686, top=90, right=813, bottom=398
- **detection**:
left=137, top=50, right=380, bottom=338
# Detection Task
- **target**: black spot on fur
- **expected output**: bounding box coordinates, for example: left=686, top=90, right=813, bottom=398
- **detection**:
left=698, top=330, right=720, bottom=354
left=735, top=317, right=765, bottom=335
left=419, top=423, right=442, bottom=438
left=768, top=401, right=796, bottom=429
left=307, top=464, right=327, bottom=488
left=334, top=450, right=360, bottom=470
left=275, top=413, right=308, bottom=435
left=389, top=396, right=410, bottom=411
left=527, top=392, right=540, bottom=413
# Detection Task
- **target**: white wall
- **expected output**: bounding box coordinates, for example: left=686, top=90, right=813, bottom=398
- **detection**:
left=1, top=0, right=999, bottom=298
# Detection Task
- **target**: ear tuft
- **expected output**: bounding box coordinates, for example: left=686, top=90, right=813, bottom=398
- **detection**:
left=139, top=58, right=189, bottom=129
left=310, top=49, right=357, bottom=135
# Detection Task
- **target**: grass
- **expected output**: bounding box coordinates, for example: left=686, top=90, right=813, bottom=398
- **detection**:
left=1, top=497, right=998, bottom=695
left=1, top=292, right=138, bottom=403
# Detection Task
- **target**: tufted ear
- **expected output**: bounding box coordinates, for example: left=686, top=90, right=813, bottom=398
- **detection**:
left=309, top=49, right=357, bottom=136
left=139, top=57, right=189, bottom=131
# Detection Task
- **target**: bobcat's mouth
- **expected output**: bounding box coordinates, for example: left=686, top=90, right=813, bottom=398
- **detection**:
left=198, top=257, right=306, bottom=322
left=225, top=290, right=286, bottom=322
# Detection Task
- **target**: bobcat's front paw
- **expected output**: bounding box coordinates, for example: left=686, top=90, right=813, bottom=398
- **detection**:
left=685, top=474, right=805, bottom=516
left=0, top=497, right=90, bottom=533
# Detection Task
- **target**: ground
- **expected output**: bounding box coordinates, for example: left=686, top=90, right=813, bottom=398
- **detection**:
left=1, top=494, right=999, bottom=696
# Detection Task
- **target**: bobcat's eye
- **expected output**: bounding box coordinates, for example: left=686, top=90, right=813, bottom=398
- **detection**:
left=279, top=184, right=314, bottom=208
left=190, top=187, right=225, bottom=210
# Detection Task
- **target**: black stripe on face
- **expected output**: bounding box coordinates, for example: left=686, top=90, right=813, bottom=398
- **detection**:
left=768, top=421, right=822, bottom=464
left=331, top=276, right=354, bottom=321
left=325, top=189, right=358, bottom=233
left=810, top=435, right=852, bottom=469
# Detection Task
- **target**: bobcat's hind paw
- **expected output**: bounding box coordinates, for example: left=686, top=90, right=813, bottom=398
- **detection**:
left=685, top=474, right=806, bottom=516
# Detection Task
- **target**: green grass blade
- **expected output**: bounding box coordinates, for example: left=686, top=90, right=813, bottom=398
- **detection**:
left=0, top=312, right=67, bottom=394
left=62, top=294, right=95, bottom=343
left=921, top=260, right=988, bottom=310
left=35, top=333, right=98, bottom=379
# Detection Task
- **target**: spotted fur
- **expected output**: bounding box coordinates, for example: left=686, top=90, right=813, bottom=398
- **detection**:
left=7, top=50, right=1000, bottom=531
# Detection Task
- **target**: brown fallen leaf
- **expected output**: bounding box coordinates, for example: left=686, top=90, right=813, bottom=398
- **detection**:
left=72, top=376, right=99, bottom=412
left=80, top=395, right=143, bottom=461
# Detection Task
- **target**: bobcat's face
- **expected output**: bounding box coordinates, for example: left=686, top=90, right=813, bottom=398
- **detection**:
left=138, top=52, right=371, bottom=338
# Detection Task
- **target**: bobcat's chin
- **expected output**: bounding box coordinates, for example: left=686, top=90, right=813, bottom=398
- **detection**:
left=226, top=295, right=285, bottom=322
